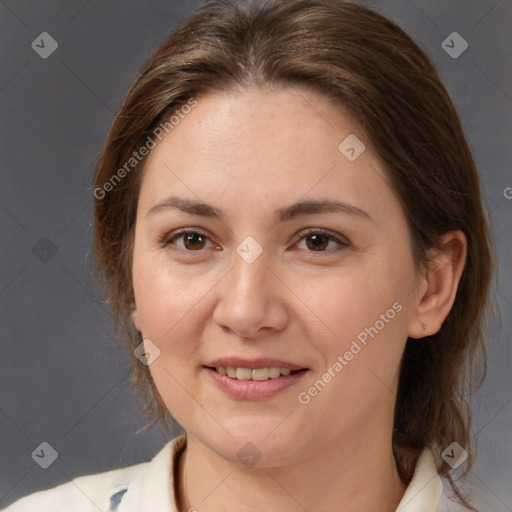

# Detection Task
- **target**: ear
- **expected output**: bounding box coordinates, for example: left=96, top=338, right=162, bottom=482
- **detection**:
left=408, top=230, right=467, bottom=339
left=131, top=308, right=142, bottom=332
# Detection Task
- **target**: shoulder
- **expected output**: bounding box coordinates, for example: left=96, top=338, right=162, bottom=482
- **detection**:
left=395, top=447, right=473, bottom=511
left=1, top=464, right=145, bottom=512
left=1, top=435, right=186, bottom=512
left=438, top=482, right=474, bottom=512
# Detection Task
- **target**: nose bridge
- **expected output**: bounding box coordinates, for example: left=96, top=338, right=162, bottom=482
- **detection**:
left=212, top=240, right=288, bottom=337
left=228, top=245, right=271, bottom=302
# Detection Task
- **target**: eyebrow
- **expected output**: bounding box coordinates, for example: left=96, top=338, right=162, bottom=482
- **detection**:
left=146, top=196, right=373, bottom=223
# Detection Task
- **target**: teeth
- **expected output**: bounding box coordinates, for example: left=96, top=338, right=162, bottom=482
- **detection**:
left=268, top=367, right=281, bottom=378
left=214, top=366, right=300, bottom=381
left=251, top=368, right=269, bottom=381
left=236, top=367, right=252, bottom=380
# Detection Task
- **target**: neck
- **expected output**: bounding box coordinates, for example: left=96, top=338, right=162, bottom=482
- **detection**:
left=175, top=425, right=407, bottom=512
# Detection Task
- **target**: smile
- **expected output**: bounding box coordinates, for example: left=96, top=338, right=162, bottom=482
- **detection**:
left=209, top=366, right=305, bottom=381
left=203, top=365, right=309, bottom=400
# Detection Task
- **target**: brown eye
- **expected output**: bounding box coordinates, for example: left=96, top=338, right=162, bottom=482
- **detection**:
left=295, top=229, right=349, bottom=253
left=163, top=230, right=214, bottom=251
left=305, top=233, right=330, bottom=251
left=182, top=232, right=207, bottom=250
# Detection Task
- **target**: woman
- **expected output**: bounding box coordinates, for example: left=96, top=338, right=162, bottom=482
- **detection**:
left=3, top=0, right=494, bottom=510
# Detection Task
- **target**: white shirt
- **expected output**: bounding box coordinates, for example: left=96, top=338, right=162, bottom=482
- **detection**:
left=1, top=434, right=468, bottom=511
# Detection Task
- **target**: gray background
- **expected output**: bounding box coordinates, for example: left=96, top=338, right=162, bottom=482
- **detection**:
left=0, top=0, right=510, bottom=510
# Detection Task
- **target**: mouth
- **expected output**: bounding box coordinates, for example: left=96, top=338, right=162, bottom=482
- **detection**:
left=203, top=358, right=309, bottom=401
left=204, top=366, right=307, bottom=381
left=202, top=358, right=309, bottom=400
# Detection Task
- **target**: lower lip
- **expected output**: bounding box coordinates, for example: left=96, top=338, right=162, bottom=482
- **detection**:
left=204, top=367, right=308, bottom=400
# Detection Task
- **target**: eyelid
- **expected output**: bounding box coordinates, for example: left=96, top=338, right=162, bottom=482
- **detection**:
left=160, top=226, right=350, bottom=254
left=159, top=227, right=217, bottom=250
left=293, top=227, right=350, bottom=251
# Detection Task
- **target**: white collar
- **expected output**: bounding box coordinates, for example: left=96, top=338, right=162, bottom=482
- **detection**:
left=117, top=435, right=444, bottom=512
left=395, top=447, right=444, bottom=511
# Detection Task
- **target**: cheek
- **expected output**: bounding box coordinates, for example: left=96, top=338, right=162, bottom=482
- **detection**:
left=132, top=257, right=211, bottom=415
left=301, top=253, right=412, bottom=387
left=294, top=273, right=409, bottom=430
left=304, top=264, right=406, bottom=343
left=133, top=253, right=206, bottom=338
left=131, top=252, right=229, bottom=392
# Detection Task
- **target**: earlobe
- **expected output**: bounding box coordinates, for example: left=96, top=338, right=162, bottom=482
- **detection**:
left=132, top=309, right=142, bottom=332
left=408, top=231, right=467, bottom=339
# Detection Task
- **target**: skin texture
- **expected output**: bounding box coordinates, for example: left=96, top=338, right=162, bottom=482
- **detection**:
left=131, top=87, right=467, bottom=512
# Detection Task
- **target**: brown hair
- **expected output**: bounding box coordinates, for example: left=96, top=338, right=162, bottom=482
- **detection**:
left=92, top=0, right=495, bottom=508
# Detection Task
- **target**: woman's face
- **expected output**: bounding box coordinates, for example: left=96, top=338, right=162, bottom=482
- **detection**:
left=132, top=87, right=422, bottom=466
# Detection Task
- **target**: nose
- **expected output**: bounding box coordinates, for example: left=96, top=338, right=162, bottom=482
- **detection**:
left=211, top=248, right=289, bottom=339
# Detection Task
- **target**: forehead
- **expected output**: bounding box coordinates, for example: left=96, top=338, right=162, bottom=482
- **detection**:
left=138, top=87, right=395, bottom=222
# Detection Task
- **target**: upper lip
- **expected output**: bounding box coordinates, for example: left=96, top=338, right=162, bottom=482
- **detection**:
left=203, top=357, right=307, bottom=370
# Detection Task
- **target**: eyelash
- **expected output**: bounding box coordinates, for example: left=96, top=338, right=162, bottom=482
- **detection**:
left=159, top=227, right=349, bottom=254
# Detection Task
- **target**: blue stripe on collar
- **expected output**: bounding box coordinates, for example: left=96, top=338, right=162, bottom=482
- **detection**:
left=109, top=486, right=128, bottom=511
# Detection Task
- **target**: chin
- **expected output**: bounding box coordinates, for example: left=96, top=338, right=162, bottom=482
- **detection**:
left=193, top=418, right=311, bottom=468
